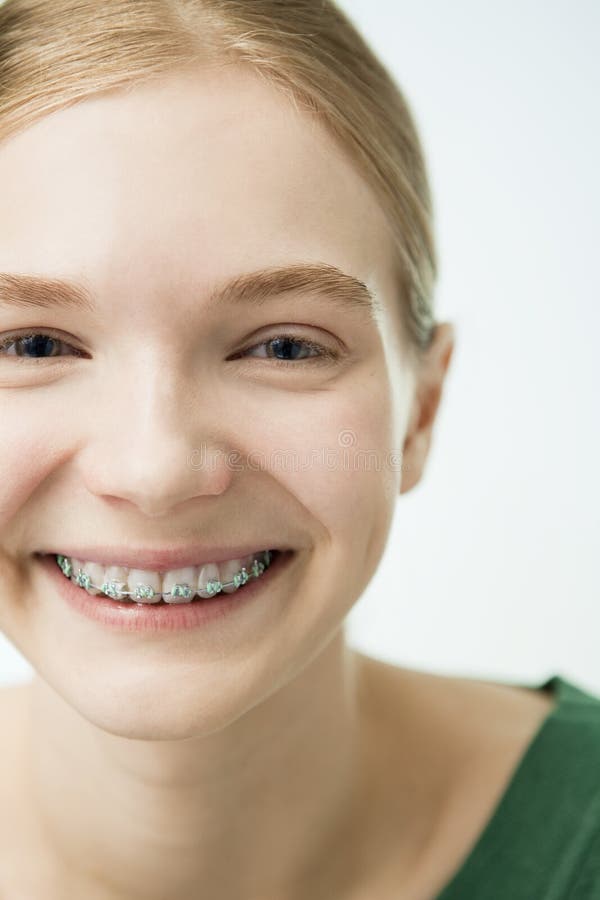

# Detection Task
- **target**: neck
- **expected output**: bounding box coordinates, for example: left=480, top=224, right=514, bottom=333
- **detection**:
left=21, top=631, right=372, bottom=900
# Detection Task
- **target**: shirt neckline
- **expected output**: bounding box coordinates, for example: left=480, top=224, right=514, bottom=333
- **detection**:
left=432, top=673, right=566, bottom=900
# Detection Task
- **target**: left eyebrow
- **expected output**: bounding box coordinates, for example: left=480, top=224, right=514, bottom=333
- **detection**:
left=0, top=262, right=382, bottom=321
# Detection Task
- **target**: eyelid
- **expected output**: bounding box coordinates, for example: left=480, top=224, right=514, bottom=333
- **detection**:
left=236, top=322, right=344, bottom=350
left=0, top=326, right=84, bottom=345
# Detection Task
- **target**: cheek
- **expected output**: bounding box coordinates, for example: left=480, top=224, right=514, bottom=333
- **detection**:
left=0, top=405, right=67, bottom=639
left=0, top=396, right=72, bottom=539
left=240, top=369, right=398, bottom=563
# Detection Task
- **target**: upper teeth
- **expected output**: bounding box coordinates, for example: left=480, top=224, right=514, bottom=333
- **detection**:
left=55, top=550, right=272, bottom=603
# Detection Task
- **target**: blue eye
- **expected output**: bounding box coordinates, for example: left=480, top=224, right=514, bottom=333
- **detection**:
left=235, top=334, right=338, bottom=365
left=0, top=331, right=340, bottom=366
left=0, top=331, right=83, bottom=360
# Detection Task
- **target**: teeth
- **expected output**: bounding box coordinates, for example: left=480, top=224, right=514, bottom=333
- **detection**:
left=127, top=569, right=162, bottom=603
left=197, top=562, right=222, bottom=599
left=56, top=550, right=274, bottom=603
left=162, top=567, right=198, bottom=604
left=79, top=561, right=105, bottom=596
left=218, top=556, right=248, bottom=594
left=71, top=559, right=89, bottom=590
left=101, top=565, right=129, bottom=600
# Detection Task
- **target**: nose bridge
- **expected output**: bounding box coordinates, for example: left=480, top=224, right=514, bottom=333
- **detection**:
left=122, top=351, right=202, bottom=436
left=82, top=352, right=234, bottom=515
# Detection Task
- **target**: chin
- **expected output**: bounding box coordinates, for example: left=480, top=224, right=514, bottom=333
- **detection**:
left=34, top=660, right=272, bottom=742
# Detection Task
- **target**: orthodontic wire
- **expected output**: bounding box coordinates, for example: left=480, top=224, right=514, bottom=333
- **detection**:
left=55, top=551, right=272, bottom=601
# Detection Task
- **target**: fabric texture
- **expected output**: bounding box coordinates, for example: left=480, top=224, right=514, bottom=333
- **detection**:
left=434, top=674, right=600, bottom=900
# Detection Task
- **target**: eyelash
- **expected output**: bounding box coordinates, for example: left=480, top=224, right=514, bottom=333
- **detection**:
left=0, top=330, right=339, bottom=367
left=233, top=333, right=339, bottom=366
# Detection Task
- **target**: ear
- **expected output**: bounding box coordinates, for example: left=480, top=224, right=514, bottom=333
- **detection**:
left=400, top=322, right=455, bottom=495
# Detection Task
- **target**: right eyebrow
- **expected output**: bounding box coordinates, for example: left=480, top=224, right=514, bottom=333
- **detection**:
left=0, top=273, right=95, bottom=313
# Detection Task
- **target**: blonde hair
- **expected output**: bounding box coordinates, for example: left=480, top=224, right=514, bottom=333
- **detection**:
left=0, top=0, right=437, bottom=363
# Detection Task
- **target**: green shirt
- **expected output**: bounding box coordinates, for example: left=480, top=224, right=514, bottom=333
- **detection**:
left=435, top=674, right=600, bottom=899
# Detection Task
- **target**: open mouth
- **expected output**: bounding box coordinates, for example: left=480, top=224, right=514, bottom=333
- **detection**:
left=46, top=548, right=286, bottom=604
left=35, top=548, right=298, bottom=631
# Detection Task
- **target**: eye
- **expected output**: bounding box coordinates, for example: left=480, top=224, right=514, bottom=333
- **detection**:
left=0, top=330, right=84, bottom=361
left=231, top=333, right=339, bottom=366
left=0, top=329, right=341, bottom=366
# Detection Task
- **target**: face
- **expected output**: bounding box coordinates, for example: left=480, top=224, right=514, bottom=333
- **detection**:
left=0, top=64, right=433, bottom=738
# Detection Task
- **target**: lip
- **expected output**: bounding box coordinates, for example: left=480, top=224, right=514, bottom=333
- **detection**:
left=35, top=543, right=291, bottom=572
left=36, top=549, right=297, bottom=632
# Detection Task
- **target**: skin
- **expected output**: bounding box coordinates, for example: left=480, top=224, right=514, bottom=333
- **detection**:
left=0, top=61, right=483, bottom=899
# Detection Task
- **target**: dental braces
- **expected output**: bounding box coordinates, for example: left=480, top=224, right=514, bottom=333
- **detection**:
left=55, top=551, right=272, bottom=600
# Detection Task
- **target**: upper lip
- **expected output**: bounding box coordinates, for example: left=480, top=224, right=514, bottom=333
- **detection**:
left=37, top=543, right=287, bottom=572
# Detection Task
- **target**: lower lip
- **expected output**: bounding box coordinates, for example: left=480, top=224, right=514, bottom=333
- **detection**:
left=35, top=550, right=295, bottom=633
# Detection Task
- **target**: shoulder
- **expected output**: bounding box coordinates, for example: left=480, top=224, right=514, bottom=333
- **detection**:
left=510, top=673, right=600, bottom=796
left=466, top=674, right=600, bottom=898
left=548, top=673, right=600, bottom=725
left=352, top=656, right=559, bottom=887
left=527, top=675, right=600, bottom=839
left=355, top=654, right=559, bottom=761
left=359, top=657, right=600, bottom=800
left=354, top=656, right=600, bottom=897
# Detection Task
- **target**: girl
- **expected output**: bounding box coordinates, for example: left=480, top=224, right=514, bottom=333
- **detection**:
left=0, top=2, right=598, bottom=898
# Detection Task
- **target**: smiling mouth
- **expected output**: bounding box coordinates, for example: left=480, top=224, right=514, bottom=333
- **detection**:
left=48, top=549, right=283, bottom=604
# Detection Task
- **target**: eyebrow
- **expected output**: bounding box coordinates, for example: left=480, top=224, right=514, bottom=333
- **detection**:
left=0, top=263, right=381, bottom=321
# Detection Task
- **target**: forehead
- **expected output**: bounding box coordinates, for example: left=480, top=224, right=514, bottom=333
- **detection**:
left=0, top=64, right=396, bottom=303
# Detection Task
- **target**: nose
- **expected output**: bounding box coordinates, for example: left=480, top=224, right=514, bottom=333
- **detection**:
left=78, top=359, right=235, bottom=518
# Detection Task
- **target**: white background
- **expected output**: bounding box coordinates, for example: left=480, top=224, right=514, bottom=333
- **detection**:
left=1, top=2, right=599, bottom=692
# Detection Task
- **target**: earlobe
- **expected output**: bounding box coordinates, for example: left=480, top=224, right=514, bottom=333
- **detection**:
left=399, top=421, right=431, bottom=496
left=398, top=321, right=456, bottom=496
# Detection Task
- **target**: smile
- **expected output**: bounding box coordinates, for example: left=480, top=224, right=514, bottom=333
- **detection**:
left=54, top=550, right=275, bottom=604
